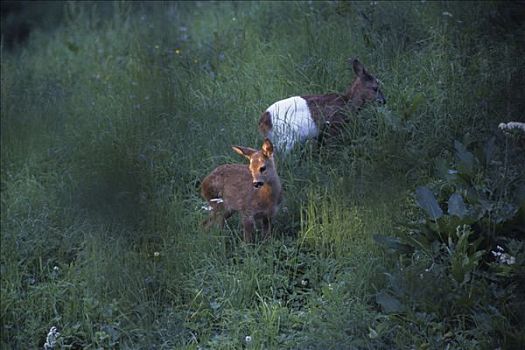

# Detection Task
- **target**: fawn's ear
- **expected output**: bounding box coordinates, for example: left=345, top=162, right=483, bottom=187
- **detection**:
left=232, top=145, right=257, bottom=159
left=262, top=138, right=274, bottom=158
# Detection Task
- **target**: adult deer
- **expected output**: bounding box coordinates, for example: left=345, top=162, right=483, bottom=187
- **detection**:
left=258, top=58, right=386, bottom=153
left=201, top=138, right=282, bottom=243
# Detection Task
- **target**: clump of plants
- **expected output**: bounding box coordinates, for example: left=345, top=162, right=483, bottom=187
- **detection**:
left=374, top=131, right=525, bottom=348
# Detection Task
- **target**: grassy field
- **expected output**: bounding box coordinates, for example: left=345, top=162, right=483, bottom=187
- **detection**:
left=1, top=1, right=525, bottom=349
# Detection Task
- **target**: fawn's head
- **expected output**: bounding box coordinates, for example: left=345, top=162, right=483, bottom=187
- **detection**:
left=232, top=138, right=276, bottom=189
left=346, top=58, right=386, bottom=108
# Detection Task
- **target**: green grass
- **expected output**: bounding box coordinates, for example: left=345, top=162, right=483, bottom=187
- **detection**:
left=1, top=1, right=524, bottom=349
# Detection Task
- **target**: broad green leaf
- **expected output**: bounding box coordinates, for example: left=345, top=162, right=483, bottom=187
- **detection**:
left=416, top=186, right=443, bottom=220
left=437, top=215, right=477, bottom=237
left=368, top=327, right=378, bottom=339
left=454, top=140, right=475, bottom=176
left=448, top=193, right=467, bottom=218
left=376, top=291, right=404, bottom=314
left=434, top=158, right=449, bottom=179
left=465, top=186, right=480, bottom=204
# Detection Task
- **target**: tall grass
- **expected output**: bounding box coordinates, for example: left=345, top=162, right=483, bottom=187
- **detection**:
left=1, top=1, right=524, bottom=348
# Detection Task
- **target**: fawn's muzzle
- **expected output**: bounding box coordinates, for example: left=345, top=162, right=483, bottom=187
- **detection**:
left=253, top=181, right=264, bottom=189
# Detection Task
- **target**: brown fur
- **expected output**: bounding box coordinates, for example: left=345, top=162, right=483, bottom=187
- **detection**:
left=258, top=111, right=273, bottom=136
left=302, top=93, right=350, bottom=137
left=201, top=138, right=282, bottom=243
left=258, top=58, right=385, bottom=140
left=304, top=59, right=385, bottom=137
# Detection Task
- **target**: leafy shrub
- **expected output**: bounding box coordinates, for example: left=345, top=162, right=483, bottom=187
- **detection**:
left=374, top=133, right=525, bottom=348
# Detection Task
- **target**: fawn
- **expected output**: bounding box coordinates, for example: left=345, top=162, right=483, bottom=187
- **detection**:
left=258, top=58, right=386, bottom=153
left=201, top=138, right=282, bottom=243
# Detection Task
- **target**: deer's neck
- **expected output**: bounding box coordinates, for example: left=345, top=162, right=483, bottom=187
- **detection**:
left=264, top=176, right=281, bottom=195
left=258, top=176, right=281, bottom=203
left=343, top=81, right=361, bottom=112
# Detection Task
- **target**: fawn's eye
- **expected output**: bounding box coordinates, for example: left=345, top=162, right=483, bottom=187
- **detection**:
left=372, top=86, right=379, bottom=92
left=259, top=165, right=266, bottom=173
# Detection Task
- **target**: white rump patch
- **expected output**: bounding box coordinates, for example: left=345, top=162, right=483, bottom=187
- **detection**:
left=201, top=198, right=224, bottom=211
left=265, top=96, right=318, bottom=153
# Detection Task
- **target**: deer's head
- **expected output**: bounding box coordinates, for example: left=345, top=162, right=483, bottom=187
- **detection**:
left=232, top=138, right=275, bottom=189
left=346, top=58, right=386, bottom=108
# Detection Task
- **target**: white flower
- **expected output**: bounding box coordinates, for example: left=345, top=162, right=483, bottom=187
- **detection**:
left=44, top=326, right=60, bottom=350
left=499, top=122, right=525, bottom=133
left=506, top=122, right=525, bottom=132
left=502, top=254, right=514, bottom=265
left=301, top=279, right=309, bottom=286
left=442, top=11, right=453, bottom=17
left=492, top=246, right=516, bottom=265
left=245, top=335, right=252, bottom=343
left=154, top=251, right=160, bottom=257
left=51, top=266, right=59, bottom=279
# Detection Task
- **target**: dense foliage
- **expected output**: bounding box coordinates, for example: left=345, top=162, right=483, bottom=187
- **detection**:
left=1, top=1, right=524, bottom=349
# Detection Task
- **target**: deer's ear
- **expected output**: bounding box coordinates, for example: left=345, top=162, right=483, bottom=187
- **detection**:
left=232, top=146, right=256, bottom=159
left=352, top=58, right=366, bottom=77
left=262, top=138, right=274, bottom=158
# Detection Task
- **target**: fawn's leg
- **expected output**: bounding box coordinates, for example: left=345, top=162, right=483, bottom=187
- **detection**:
left=242, top=216, right=255, bottom=243
left=261, top=216, right=272, bottom=241
left=202, top=212, right=217, bottom=229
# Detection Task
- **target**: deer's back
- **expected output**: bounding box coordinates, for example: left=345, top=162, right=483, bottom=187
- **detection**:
left=201, top=164, right=252, bottom=211
left=301, top=93, right=350, bottom=124
left=201, top=163, right=281, bottom=217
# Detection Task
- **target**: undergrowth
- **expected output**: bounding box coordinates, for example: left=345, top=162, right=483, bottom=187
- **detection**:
left=1, top=1, right=524, bottom=349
